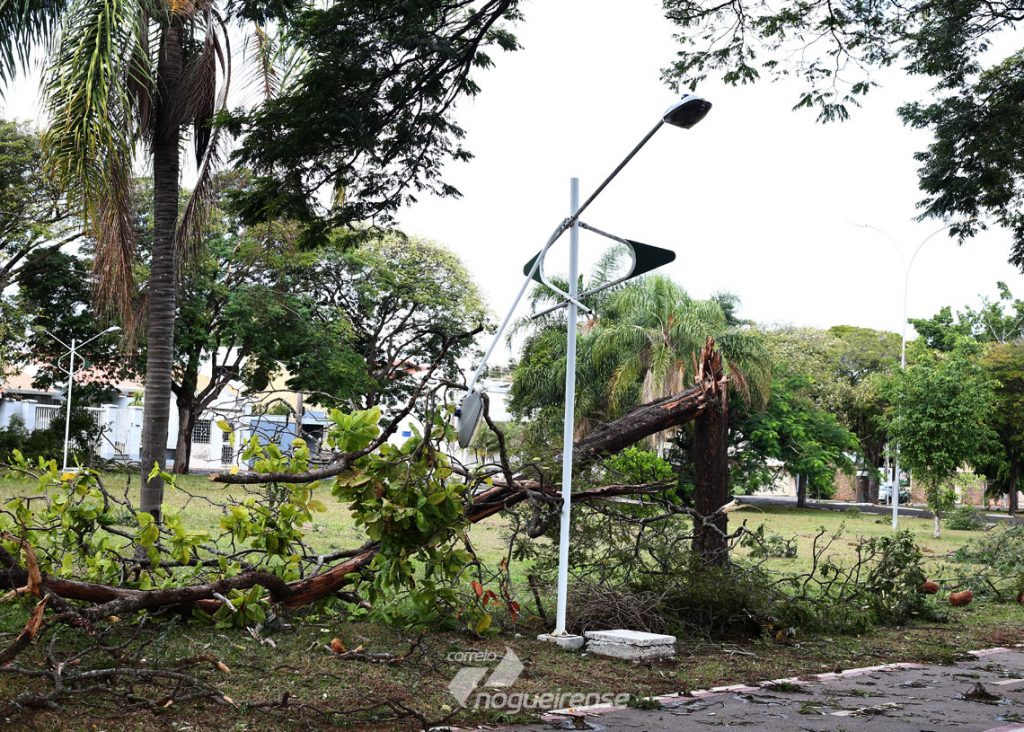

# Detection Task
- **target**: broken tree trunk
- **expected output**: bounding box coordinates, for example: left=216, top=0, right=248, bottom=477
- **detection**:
left=689, top=343, right=731, bottom=566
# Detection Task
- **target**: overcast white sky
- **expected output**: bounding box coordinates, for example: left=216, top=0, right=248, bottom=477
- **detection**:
left=3, top=0, right=1021, bottom=367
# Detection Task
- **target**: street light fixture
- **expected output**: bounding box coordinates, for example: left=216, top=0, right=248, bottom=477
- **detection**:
left=39, top=325, right=121, bottom=471
left=457, top=94, right=712, bottom=641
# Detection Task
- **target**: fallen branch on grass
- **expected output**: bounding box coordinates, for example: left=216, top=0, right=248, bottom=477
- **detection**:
left=0, top=340, right=728, bottom=647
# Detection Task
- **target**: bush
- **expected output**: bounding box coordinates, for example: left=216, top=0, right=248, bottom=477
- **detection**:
left=0, top=414, right=29, bottom=460
left=0, top=407, right=101, bottom=466
left=945, top=505, right=987, bottom=531
left=860, top=530, right=930, bottom=625
left=564, top=532, right=932, bottom=640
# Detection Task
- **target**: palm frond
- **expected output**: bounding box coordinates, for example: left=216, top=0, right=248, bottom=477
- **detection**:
left=43, top=0, right=149, bottom=325
left=0, top=0, right=68, bottom=86
left=175, top=7, right=230, bottom=272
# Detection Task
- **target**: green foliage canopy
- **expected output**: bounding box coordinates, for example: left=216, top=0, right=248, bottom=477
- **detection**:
left=885, top=342, right=996, bottom=499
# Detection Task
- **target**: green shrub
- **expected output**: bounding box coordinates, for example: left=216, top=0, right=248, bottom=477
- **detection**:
left=0, top=414, right=29, bottom=459
left=641, top=562, right=794, bottom=638
left=861, top=530, right=929, bottom=625
left=945, top=505, right=987, bottom=531
left=0, top=408, right=101, bottom=465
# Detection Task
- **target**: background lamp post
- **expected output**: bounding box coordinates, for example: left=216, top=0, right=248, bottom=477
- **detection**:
left=457, top=94, right=712, bottom=642
left=852, top=221, right=963, bottom=529
left=40, top=325, right=121, bottom=472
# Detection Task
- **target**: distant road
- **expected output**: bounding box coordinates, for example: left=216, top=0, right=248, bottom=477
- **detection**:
left=737, top=493, right=1024, bottom=526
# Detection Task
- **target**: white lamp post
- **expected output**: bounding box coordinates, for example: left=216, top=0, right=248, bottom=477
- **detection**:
left=40, top=326, right=121, bottom=471
left=852, top=222, right=962, bottom=529
left=458, top=95, right=712, bottom=642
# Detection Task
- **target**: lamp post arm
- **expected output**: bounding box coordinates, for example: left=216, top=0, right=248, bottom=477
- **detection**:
left=40, top=328, right=72, bottom=351
left=464, top=119, right=667, bottom=395
left=573, top=120, right=664, bottom=222
left=75, top=327, right=118, bottom=350
left=529, top=222, right=638, bottom=320
left=901, top=223, right=957, bottom=368
left=465, top=219, right=572, bottom=394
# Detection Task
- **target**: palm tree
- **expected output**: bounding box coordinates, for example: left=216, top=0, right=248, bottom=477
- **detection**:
left=0, top=0, right=288, bottom=520
left=593, top=276, right=769, bottom=422
left=511, top=269, right=769, bottom=564
left=512, top=268, right=769, bottom=445
left=509, top=245, right=638, bottom=437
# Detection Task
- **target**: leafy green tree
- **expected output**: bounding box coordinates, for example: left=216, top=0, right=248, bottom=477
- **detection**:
left=0, top=120, right=78, bottom=289
left=827, top=326, right=901, bottom=502
left=282, top=233, right=488, bottom=411
left=662, top=0, right=1024, bottom=266
left=763, top=326, right=900, bottom=502
left=886, top=343, right=996, bottom=536
left=15, top=248, right=130, bottom=404
left=977, top=343, right=1024, bottom=515
left=228, top=0, right=521, bottom=242
left=165, top=210, right=334, bottom=473
left=0, top=0, right=518, bottom=521
left=911, top=284, right=1024, bottom=513
left=910, top=282, right=1024, bottom=351
left=511, top=271, right=770, bottom=564
left=0, top=120, right=80, bottom=370
left=735, top=369, right=858, bottom=505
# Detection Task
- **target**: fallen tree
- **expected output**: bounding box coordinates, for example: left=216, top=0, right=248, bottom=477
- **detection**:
left=0, top=338, right=731, bottom=651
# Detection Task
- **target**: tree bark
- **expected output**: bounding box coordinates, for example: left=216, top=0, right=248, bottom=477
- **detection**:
left=172, top=397, right=195, bottom=475
left=1009, top=460, right=1020, bottom=516
left=796, top=473, right=807, bottom=509
left=139, top=20, right=184, bottom=522
left=933, top=513, right=942, bottom=538
left=855, top=474, right=870, bottom=503
left=867, top=473, right=880, bottom=504
left=866, top=445, right=883, bottom=504
left=571, top=381, right=710, bottom=465
left=690, top=345, right=730, bottom=566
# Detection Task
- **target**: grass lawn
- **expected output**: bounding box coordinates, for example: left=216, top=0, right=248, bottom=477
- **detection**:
left=731, top=504, right=985, bottom=574
left=0, top=470, right=513, bottom=574
left=0, top=472, right=1021, bottom=730
left=0, top=472, right=985, bottom=575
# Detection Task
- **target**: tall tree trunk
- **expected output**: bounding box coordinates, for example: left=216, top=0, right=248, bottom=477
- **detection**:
left=796, top=473, right=807, bottom=509
left=867, top=474, right=880, bottom=504
left=172, top=397, right=195, bottom=474
left=933, top=513, right=942, bottom=538
left=855, top=474, right=870, bottom=503
left=866, top=445, right=882, bottom=503
left=691, top=350, right=729, bottom=566
left=139, top=20, right=184, bottom=523
left=1009, top=460, right=1020, bottom=516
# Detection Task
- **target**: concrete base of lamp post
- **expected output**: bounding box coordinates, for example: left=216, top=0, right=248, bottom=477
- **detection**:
left=537, top=633, right=585, bottom=650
